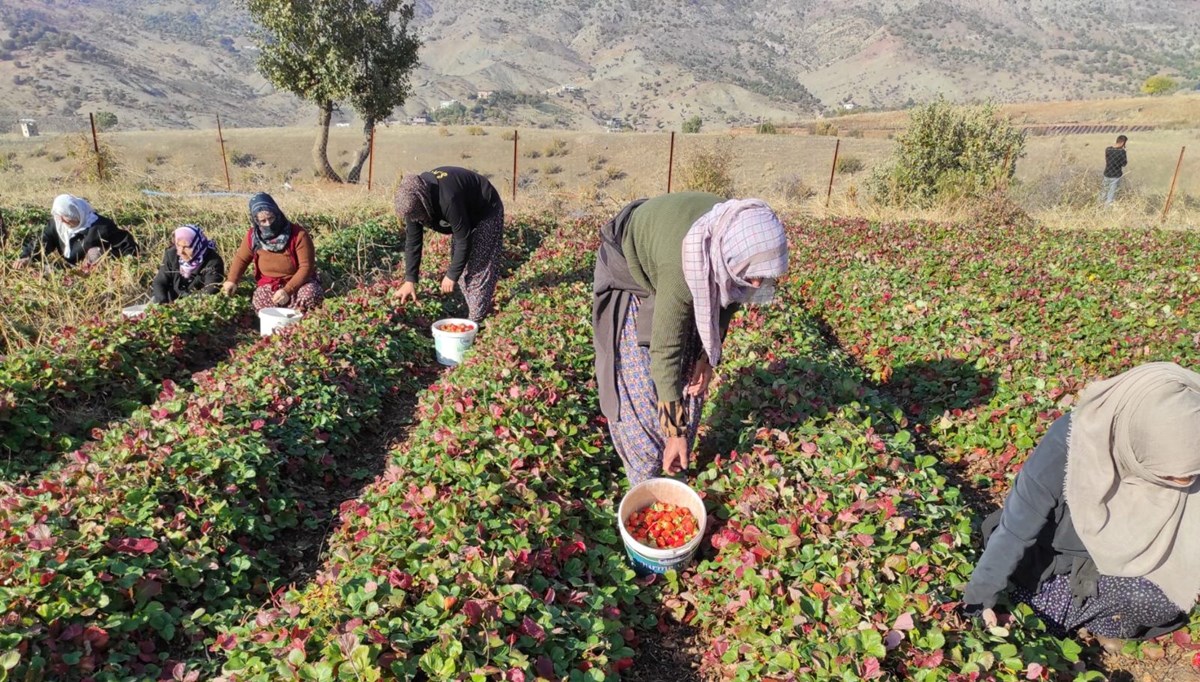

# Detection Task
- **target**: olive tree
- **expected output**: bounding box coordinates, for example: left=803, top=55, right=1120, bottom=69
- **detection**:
left=245, top=0, right=420, bottom=183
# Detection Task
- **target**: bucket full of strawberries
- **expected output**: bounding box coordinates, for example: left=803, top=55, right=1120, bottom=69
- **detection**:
left=617, top=477, right=707, bottom=574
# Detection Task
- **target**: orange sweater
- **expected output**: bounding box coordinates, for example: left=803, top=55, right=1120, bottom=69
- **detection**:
left=226, top=226, right=316, bottom=294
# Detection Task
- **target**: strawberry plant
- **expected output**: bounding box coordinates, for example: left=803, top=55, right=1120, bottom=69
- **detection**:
left=219, top=218, right=650, bottom=681
left=0, top=281, right=446, bottom=680
left=0, top=221, right=408, bottom=477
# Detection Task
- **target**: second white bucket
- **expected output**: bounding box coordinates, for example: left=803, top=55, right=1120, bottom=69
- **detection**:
left=259, top=307, right=304, bottom=336
left=431, top=318, right=479, bottom=366
left=121, top=304, right=149, bottom=319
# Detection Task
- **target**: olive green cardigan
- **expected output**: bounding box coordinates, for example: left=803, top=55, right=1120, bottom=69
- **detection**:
left=622, top=192, right=737, bottom=406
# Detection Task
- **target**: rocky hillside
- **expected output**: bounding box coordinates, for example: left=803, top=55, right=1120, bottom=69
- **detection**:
left=1, top=0, right=1196, bottom=132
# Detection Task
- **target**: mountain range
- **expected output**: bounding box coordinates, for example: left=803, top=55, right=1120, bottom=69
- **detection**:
left=1, top=0, right=1196, bottom=132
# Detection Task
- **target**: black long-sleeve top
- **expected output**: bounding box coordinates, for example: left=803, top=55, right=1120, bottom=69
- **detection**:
left=1104, top=147, right=1127, bottom=178
left=404, top=166, right=502, bottom=283
left=20, top=215, right=139, bottom=265
left=150, top=246, right=225, bottom=303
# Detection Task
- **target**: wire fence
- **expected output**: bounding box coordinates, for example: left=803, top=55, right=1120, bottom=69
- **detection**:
left=0, top=112, right=1195, bottom=221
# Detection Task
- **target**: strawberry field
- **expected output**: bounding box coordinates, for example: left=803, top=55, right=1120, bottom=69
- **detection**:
left=0, top=211, right=1198, bottom=681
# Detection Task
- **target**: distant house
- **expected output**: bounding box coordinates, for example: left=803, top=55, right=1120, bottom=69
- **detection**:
left=18, top=119, right=39, bottom=137
left=559, top=85, right=581, bottom=94
left=409, top=115, right=431, bottom=125
left=439, top=99, right=460, bottom=110
left=604, top=117, right=624, bottom=132
left=476, top=90, right=494, bottom=101
left=841, top=101, right=858, bottom=111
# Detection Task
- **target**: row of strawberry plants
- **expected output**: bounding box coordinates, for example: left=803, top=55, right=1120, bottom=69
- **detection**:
left=0, top=220, right=406, bottom=478
left=217, top=219, right=651, bottom=681
left=788, top=218, right=1200, bottom=667
left=0, top=294, right=251, bottom=476
left=792, top=218, right=1200, bottom=486
left=652, top=262, right=1094, bottom=681
left=0, top=279, right=448, bottom=681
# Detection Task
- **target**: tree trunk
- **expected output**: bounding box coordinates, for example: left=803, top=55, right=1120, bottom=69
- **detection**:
left=346, top=118, right=374, bottom=184
left=312, top=101, right=343, bottom=183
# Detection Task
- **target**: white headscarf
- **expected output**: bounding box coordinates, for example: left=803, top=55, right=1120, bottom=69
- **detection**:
left=51, top=194, right=99, bottom=258
left=681, top=199, right=789, bottom=367
left=1065, top=362, right=1200, bottom=610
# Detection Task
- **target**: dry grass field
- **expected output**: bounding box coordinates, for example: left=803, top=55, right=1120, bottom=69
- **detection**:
left=0, top=93, right=1196, bottom=233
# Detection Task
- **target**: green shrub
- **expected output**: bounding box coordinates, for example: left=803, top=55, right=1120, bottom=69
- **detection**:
left=1141, top=75, right=1177, bottom=95
left=756, top=121, right=778, bottom=134
left=679, top=145, right=734, bottom=197
left=835, top=155, right=865, bottom=174
left=94, top=110, right=118, bottom=130
left=682, top=115, right=703, bottom=134
left=808, top=120, right=838, bottom=136
left=867, top=97, right=1025, bottom=207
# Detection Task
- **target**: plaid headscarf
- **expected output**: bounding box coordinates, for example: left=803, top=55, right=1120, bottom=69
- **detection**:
left=681, top=199, right=788, bottom=367
left=173, top=224, right=216, bottom=279
left=394, top=174, right=435, bottom=226
left=1065, top=362, right=1200, bottom=610
left=248, top=193, right=292, bottom=253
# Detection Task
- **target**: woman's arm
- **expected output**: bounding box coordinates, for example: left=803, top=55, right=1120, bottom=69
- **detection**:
left=224, top=234, right=254, bottom=284
left=403, top=218, right=424, bottom=283
left=649, top=284, right=694, bottom=420
left=89, top=216, right=138, bottom=256
left=197, top=253, right=226, bottom=294
left=963, top=415, right=1071, bottom=608
left=20, top=222, right=58, bottom=261
left=150, top=247, right=175, bottom=303
left=283, top=229, right=316, bottom=295
left=441, top=194, right=473, bottom=282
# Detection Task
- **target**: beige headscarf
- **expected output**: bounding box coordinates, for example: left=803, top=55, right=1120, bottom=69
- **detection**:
left=1065, top=362, right=1200, bottom=610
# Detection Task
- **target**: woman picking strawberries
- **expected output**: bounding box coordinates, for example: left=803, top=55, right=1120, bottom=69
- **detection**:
left=592, top=192, right=789, bottom=486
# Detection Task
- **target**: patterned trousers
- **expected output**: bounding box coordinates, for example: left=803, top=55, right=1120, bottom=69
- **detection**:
left=608, top=296, right=704, bottom=486
left=252, top=280, right=325, bottom=312
left=459, top=207, right=504, bottom=322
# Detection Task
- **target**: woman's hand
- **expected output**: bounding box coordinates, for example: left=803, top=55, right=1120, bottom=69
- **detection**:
left=12, top=257, right=29, bottom=269
left=663, top=436, right=690, bottom=475
left=220, top=281, right=236, bottom=296
left=271, top=288, right=291, bottom=306
left=440, top=276, right=456, bottom=294
left=684, top=355, right=714, bottom=398
left=398, top=281, right=418, bottom=304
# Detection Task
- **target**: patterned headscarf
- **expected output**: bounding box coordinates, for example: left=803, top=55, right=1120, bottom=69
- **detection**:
left=173, top=224, right=216, bottom=279
left=394, top=174, right=435, bottom=226
left=681, top=199, right=789, bottom=367
left=1065, top=362, right=1200, bottom=610
left=51, top=194, right=99, bottom=258
left=248, top=192, right=292, bottom=253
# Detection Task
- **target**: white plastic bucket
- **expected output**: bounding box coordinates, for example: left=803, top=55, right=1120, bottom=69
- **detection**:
left=431, top=318, right=479, bottom=366
left=121, top=304, right=148, bottom=319
left=258, top=307, right=304, bottom=336
left=617, top=477, right=707, bottom=575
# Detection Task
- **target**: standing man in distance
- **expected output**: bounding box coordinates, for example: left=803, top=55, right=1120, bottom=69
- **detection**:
left=1101, top=135, right=1128, bottom=206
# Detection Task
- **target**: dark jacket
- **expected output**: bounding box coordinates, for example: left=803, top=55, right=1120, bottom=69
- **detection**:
left=404, top=166, right=503, bottom=283
left=964, top=416, right=1088, bottom=609
left=151, top=246, right=225, bottom=304
left=592, top=194, right=740, bottom=421
left=20, top=215, right=139, bottom=265
left=1104, top=147, right=1127, bottom=178
left=965, top=414, right=1188, bottom=639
